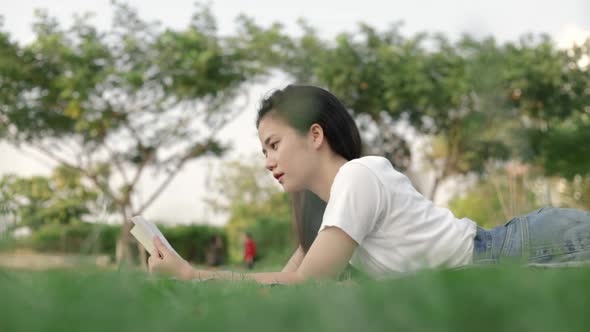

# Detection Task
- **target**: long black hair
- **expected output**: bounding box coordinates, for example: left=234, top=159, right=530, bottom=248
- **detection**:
left=256, top=85, right=362, bottom=252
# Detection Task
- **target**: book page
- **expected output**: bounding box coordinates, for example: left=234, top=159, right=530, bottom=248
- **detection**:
left=130, top=216, right=180, bottom=257
left=130, top=224, right=155, bottom=254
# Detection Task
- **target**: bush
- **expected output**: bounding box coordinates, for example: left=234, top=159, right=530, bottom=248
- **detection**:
left=225, top=192, right=296, bottom=264
left=23, top=222, right=228, bottom=264
left=247, top=216, right=294, bottom=263
left=29, top=223, right=121, bottom=258
left=159, top=224, right=227, bottom=264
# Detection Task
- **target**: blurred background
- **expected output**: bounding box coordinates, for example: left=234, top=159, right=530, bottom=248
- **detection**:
left=0, top=0, right=588, bottom=271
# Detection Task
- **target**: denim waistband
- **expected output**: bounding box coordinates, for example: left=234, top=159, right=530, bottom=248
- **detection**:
left=472, top=222, right=510, bottom=264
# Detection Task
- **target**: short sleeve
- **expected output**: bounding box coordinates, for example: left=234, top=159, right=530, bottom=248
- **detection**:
left=318, top=162, right=383, bottom=245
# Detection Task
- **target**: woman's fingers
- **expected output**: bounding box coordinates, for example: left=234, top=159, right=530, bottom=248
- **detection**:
left=153, top=236, right=168, bottom=258
left=148, top=256, right=154, bottom=272
left=154, top=249, right=163, bottom=259
left=148, top=254, right=160, bottom=273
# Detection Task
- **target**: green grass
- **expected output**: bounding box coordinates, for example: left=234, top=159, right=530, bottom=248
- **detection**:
left=1, top=265, right=590, bottom=332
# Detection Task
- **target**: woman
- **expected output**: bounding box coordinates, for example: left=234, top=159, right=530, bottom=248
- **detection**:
left=148, top=85, right=590, bottom=284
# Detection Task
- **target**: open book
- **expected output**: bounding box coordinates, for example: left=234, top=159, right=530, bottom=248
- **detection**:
left=129, top=215, right=180, bottom=257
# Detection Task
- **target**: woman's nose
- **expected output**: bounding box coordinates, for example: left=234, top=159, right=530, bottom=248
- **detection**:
left=265, top=156, right=276, bottom=171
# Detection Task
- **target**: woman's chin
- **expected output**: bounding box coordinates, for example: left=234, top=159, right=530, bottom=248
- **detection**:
left=282, top=183, right=305, bottom=193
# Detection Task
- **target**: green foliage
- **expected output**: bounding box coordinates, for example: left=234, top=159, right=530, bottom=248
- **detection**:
left=449, top=171, right=541, bottom=228
left=227, top=192, right=294, bottom=263
left=20, top=222, right=226, bottom=264
left=205, top=156, right=295, bottom=263
left=2, top=5, right=589, bottom=264
left=0, top=3, right=273, bottom=262
left=159, top=224, right=227, bottom=264
left=559, top=175, right=590, bottom=211
left=0, top=167, right=99, bottom=231
left=277, top=26, right=590, bottom=199
left=29, top=222, right=119, bottom=256
left=0, top=4, right=258, bottom=143
left=506, top=38, right=590, bottom=178
left=448, top=180, right=508, bottom=228
left=503, top=35, right=584, bottom=121
left=279, top=28, right=519, bottom=198
left=526, top=113, right=590, bottom=179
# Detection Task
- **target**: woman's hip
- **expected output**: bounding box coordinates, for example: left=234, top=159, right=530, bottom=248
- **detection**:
left=472, top=207, right=590, bottom=265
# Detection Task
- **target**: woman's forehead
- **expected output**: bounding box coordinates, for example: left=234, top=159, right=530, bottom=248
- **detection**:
left=258, top=114, right=289, bottom=137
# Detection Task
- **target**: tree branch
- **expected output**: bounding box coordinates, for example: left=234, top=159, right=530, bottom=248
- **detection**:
left=135, top=140, right=213, bottom=214
left=31, top=143, right=123, bottom=207
left=104, top=142, right=130, bottom=184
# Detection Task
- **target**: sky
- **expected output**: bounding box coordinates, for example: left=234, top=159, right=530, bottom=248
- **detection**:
left=0, top=0, right=589, bottom=225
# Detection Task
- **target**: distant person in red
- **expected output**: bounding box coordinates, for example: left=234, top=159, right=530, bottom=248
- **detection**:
left=243, top=232, right=257, bottom=269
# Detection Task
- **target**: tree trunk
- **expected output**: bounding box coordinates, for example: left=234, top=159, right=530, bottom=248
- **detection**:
left=544, top=178, right=553, bottom=206
left=429, top=175, right=441, bottom=202
left=115, top=206, right=148, bottom=268
left=429, top=154, right=452, bottom=202
left=116, top=221, right=134, bottom=266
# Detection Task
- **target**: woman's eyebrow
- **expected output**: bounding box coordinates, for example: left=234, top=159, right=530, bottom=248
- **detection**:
left=264, top=135, right=274, bottom=146
left=261, top=136, right=271, bottom=155
left=262, top=135, right=277, bottom=155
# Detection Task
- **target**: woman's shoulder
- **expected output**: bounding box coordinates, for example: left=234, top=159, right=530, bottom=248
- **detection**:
left=341, top=156, right=413, bottom=190
left=344, top=156, right=399, bottom=177
left=349, top=155, right=392, bottom=166
left=335, top=156, right=395, bottom=186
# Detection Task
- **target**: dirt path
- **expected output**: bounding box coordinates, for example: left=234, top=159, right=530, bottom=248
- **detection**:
left=0, top=250, right=111, bottom=270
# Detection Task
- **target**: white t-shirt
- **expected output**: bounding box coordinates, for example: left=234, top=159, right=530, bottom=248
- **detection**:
left=318, top=156, right=477, bottom=278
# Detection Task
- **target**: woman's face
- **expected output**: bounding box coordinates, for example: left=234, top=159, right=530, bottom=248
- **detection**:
left=258, top=113, right=316, bottom=192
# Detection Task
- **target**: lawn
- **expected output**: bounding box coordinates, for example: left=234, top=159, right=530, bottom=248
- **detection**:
left=1, top=265, right=590, bottom=332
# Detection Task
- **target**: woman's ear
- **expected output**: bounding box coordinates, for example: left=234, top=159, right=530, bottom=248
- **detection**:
left=309, top=123, right=325, bottom=149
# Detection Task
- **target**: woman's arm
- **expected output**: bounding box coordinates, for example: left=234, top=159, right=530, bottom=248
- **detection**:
left=149, top=226, right=358, bottom=285
left=281, top=245, right=305, bottom=273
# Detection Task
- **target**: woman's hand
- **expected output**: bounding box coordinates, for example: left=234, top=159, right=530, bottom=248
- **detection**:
left=148, top=236, right=194, bottom=280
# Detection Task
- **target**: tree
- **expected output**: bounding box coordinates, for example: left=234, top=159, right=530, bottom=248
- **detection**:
left=276, top=23, right=424, bottom=172
left=0, top=166, right=100, bottom=231
left=280, top=26, right=513, bottom=199
left=204, top=155, right=294, bottom=263
left=500, top=36, right=590, bottom=210
left=510, top=37, right=590, bottom=180
left=0, top=3, right=269, bottom=263
left=559, top=175, right=590, bottom=210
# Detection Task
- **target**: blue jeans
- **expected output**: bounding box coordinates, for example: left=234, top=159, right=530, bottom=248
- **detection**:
left=473, top=207, right=590, bottom=266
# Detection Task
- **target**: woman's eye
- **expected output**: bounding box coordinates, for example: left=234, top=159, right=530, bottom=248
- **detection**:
left=271, top=142, right=279, bottom=150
